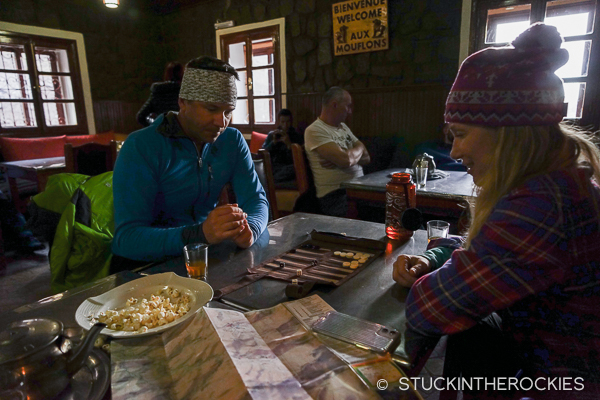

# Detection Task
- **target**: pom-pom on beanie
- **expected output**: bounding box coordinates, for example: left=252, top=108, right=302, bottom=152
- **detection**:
left=445, top=23, right=569, bottom=126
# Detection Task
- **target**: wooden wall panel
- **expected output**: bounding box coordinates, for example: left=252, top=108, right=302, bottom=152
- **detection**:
left=286, top=84, right=450, bottom=148
left=93, top=100, right=143, bottom=135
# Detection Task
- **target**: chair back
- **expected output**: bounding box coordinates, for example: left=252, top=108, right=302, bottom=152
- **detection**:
left=290, top=143, right=322, bottom=214
left=64, top=140, right=118, bottom=176
left=215, top=150, right=279, bottom=221
left=291, top=143, right=311, bottom=195
left=253, top=149, right=279, bottom=221
left=217, top=183, right=236, bottom=206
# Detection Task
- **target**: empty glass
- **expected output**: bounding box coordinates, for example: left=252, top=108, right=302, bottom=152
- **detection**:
left=427, top=220, right=450, bottom=242
left=415, top=160, right=428, bottom=189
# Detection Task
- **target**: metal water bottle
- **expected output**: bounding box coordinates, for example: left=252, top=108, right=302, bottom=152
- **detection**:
left=385, top=172, right=416, bottom=240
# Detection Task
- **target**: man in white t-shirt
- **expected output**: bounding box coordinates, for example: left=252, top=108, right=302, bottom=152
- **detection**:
left=304, top=87, right=370, bottom=217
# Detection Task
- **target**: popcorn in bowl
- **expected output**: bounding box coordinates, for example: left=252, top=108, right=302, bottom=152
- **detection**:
left=95, top=286, right=191, bottom=334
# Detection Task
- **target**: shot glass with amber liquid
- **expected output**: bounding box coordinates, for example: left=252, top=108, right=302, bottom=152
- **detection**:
left=183, top=243, right=208, bottom=280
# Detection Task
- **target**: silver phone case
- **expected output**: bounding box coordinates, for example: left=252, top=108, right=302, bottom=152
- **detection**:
left=312, top=311, right=401, bottom=353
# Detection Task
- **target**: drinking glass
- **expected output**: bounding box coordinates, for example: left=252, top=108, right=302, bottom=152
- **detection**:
left=415, top=160, right=428, bottom=189
left=183, top=243, right=209, bottom=280
left=427, top=220, right=450, bottom=242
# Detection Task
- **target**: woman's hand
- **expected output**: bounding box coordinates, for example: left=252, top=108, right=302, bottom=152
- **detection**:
left=392, top=255, right=432, bottom=287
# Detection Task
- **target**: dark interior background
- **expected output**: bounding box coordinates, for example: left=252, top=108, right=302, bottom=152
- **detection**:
left=1, top=0, right=462, bottom=151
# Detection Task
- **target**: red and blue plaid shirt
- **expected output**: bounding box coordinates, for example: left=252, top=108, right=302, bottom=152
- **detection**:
left=407, top=167, right=600, bottom=389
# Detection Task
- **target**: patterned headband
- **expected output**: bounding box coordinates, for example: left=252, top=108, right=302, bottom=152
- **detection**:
left=179, top=67, right=237, bottom=106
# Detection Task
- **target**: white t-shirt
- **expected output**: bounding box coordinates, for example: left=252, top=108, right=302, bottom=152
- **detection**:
left=304, top=118, right=364, bottom=198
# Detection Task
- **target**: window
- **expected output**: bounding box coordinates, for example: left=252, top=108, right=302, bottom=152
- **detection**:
left=0, top=33, right=88, bottom=136
left=472, top=0, right=599, bottom=125
left=217, top=20, right=285, bottom=134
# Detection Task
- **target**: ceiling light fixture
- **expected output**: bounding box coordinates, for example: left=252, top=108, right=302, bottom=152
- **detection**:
left=103, top=0, right=119, bottom=8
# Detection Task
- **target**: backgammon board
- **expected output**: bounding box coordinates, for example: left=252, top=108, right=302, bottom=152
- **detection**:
left=247, top=231, right=386, bottom=286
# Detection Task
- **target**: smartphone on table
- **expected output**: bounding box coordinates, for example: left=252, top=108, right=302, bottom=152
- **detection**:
left=312, top=311, right=401, bottom=354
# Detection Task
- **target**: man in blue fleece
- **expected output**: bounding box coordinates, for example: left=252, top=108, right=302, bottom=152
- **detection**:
left=111, top=56, right=268, bottom=269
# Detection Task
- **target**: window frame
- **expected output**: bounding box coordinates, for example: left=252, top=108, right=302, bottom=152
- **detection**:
left=216, top=18, right=287, bottom=136
left=470, top=0, right=600, bottom=128
left=0, top=33, right=87, bottom=137
left=0, top=21, right=95, bottom=137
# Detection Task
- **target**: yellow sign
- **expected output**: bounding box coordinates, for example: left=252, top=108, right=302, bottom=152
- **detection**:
left=332, top=0, right=389, bottom=56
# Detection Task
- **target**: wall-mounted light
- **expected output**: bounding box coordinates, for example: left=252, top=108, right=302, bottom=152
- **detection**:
left=103, top=0, right=119, bottom=8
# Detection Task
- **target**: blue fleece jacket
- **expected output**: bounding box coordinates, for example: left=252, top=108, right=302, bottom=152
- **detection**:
left=112, top=113, right=268, bottom=261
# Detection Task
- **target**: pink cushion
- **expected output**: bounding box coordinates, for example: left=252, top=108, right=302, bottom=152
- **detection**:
left=250, top=131, right=268, bottom=154
left=65, top=132, right=115, bottom=147
left=0, top=135, right=66, bottom=161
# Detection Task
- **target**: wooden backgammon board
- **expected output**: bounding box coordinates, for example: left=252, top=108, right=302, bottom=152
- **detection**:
left=247, top=230, right=386, bottom=286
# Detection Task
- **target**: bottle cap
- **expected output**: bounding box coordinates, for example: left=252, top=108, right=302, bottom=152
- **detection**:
left=401, top=208, right=423, bottom=231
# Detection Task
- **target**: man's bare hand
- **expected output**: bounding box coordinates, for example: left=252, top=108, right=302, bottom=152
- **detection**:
left=202, top=204, right=247, bottom=244
left=233, top=219, right=254, bottom=248
left=392, top=255, right=432, bottom=287
left=272, top=129, right=284, bottom=143
left=273, top=129, right=292, bottom=149
left=282, top=133, right=292, bottom=149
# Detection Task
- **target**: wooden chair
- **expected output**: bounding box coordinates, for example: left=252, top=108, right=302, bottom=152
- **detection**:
left=217, top=183, right=236, bottom=207
left=0, top=226, right=5, bottom=269
left=291, top=143, right=310, bottom=196
left=254, top=149, right=279, bottom=220
left=64, top=140, right=118, bottom=176
left=290, top=143, right=322, bottom=214
left=216, top=149, right=280, bottom=221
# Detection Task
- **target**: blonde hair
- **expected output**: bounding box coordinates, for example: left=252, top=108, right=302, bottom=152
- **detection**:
left=466, top=122, right=600, bottom=248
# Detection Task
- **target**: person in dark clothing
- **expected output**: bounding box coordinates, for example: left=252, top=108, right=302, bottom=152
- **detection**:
left=261, top=109, right=304, bottom=187
left=137, top=62, right=184, bottom=127
left=0, top=189, right=44, bottom=253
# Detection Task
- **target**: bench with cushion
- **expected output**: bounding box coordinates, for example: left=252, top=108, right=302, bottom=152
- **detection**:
left=0, top=132, right=123, bottom=209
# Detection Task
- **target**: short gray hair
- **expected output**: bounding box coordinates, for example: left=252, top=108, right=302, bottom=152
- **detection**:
left=322, top=87, right=347, bottom=107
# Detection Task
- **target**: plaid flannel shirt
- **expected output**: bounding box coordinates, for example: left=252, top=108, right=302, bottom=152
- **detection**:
left=406, top=167, right=600, bottom=383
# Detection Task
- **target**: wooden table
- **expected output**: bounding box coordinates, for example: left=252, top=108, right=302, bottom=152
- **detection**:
left=341, top=168, right=475, bottom=232
left=0, top=156, right=66, bottom=213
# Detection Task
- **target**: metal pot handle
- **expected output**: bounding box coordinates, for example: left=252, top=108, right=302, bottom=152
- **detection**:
left=66, top=322, right=106, bottom=375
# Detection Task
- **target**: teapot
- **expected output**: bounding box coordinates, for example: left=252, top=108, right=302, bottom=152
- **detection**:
left=0, top=318, right=106, bottom=400
left=412, top=153, right=436, bottom=174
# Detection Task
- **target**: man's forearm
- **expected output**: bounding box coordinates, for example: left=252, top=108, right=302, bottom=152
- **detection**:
left=351, top=142, right=370, bottom=166
left=315, top=141, right=368, bottom=168
left=346, top=146, right=364, bottom=166
left=357, top=147, right=370, bottom=165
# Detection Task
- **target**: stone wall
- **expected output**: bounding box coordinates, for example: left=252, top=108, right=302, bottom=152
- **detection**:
left=1, top=0, right=463, bottom=133
left=162, top=0, right=463, bottom=94
left=1, top=0, right=166, bottom=103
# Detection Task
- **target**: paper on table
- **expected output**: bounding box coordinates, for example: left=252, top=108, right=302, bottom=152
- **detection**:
left=112, top=307, right=310, bottom=400
left=111, top=296, right=412, bottom=400
left=32, top=163, right=66, bottom=169
left=283, top=293, right=335, bottom=329
left=206, top=309, right=311, bottom=399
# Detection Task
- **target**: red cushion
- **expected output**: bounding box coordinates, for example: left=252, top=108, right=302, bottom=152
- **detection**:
left=0, top=135, right=66, bottom=161
left=250, top=131, right=268, bottom=153
left=65, top=132, right=115, bottom=147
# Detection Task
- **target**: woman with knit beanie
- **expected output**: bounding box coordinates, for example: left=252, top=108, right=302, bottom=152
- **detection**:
left=394, top=23, right=600, bottom=399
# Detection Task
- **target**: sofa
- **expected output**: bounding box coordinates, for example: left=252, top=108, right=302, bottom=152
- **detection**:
left=0, top=132, right=120, bottom=162
left=0, top=132, right=125, bottom=213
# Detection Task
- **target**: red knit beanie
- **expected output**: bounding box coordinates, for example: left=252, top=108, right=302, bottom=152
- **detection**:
left=445, top=23, right=569, bottom=126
